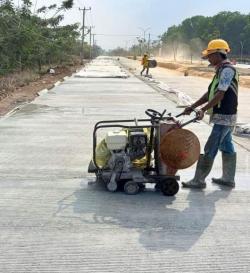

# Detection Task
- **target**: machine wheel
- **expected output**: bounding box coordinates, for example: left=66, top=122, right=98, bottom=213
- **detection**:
left=124, top=181, right=140, bottom=195
left=106, top=180, right=118, bottom=192
left=139, top=183, right=146, bottom=192
left=161, top=178, right=179, bottom=196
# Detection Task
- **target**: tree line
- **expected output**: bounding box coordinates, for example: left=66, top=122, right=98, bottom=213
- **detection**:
left=110, top=11, right=250, bottom=62
left=0, top=0, right=103, bottom=75
left=160, top=11, right=250, bottom=61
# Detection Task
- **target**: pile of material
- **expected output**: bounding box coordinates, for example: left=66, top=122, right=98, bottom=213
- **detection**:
left=234, top=123, right=250, bottom=137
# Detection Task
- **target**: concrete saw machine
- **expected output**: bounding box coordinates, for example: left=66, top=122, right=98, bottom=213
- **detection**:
left=88, top=109, right=200, bottom=196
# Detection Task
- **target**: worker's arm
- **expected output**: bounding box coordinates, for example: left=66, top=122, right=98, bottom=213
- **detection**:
left=183, top=90, right=224, bottom=119
left=184, top=66, right=235, bottom=119
left=183, top=92, right=208, bottom=115
left=192, top=92, right=209, bottom=108
left=201, top=90, right=224, bottom=112
left=197, top=90, right=225, bottom=119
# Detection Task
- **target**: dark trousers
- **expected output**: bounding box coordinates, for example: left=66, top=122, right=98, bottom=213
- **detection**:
left=141, top=66, right=149, bottom=75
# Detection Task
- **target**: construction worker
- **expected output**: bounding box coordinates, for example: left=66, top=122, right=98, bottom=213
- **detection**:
left=140, top=53, right=149, bottom=76
left=182, top=39, right=238, bottom=189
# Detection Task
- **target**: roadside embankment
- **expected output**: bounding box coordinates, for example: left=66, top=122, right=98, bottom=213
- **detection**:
left=122, top=57, right=250, bottom=145
left=0, top=63, right=83, bottom=116
left=127, top=56, right=250, bottom=87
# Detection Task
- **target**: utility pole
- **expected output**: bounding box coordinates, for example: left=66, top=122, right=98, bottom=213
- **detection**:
left=137, top=38, right=143, bottom=56
left=79, top=6, right=91, bottom=65
left=89, top=26, right=95, bottom=59
left=240, top=41, right=244, bottom=63
left=89, top=27, right=92, bottom=59
left=138, top=27, right=150, bottom=54
left=158, top=40, right=162, bottom=57
left=92, top=34, right=96, bottom=58
left=147, top=33, right=151, bottom=53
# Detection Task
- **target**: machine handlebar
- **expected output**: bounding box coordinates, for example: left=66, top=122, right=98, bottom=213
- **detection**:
left=175, top=107, right=200, bottom=118
left=145, top=108, right=199, bottom=127
left=145, top=109, right=166, bottom=121
left=175, top=108, right=200, bottom=127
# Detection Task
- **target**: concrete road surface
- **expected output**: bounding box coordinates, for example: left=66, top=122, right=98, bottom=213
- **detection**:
left=0, top=57, right=250, bottom=273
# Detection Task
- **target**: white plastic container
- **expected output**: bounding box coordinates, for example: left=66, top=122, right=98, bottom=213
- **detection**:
left=105, top=130, right=128, bottom=150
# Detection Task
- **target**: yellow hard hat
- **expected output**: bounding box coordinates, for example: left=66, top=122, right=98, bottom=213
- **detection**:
left=202, top=39, right=230, bottom=59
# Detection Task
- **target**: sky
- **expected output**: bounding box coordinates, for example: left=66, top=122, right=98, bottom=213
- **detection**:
left=14, top=0, right=250, bottom=50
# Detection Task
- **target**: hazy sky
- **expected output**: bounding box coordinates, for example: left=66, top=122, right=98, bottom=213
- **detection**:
left=14, top=0, right=250, bottom=50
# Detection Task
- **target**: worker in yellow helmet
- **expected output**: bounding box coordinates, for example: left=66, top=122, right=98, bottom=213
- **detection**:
left=140, top=53, right=149, bottom=76
left=182, top=39, right=238, bottom=189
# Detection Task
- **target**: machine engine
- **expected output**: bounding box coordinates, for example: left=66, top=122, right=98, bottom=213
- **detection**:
left=128, top=130, right=147, bottom=161
left=105, top=129, right=147, bottom=165
left=103, top=129, right=148, bottom=191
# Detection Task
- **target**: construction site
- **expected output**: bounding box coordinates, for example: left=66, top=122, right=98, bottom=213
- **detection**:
left=0, top=1, right=250, bottom=272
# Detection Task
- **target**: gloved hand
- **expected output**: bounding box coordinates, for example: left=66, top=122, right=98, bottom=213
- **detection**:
left=183, top=106, right=194, bottom=115
left=197, top=109, right=205, bottom=120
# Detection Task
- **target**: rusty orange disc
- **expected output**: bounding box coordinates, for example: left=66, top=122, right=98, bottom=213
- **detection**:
left=160, top=128, right=200, bottom=169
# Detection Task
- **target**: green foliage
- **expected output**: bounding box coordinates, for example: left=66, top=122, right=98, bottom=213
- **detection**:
left=160, top=11, right=250, bottom=60
left=61, top=0, right=74, bottom=10
left=0, top=0, right=94, bottom=75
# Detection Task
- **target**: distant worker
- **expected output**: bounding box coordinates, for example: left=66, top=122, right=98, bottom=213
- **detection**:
left=140, top=53, right=149, bottom=76
left=182, top=39, right=238, bottom=189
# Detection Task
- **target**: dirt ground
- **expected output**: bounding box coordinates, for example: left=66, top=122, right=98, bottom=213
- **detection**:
left=131, top=56, right=250, bottom=88
left=156, top=59, right=250, bottom=88
left=0, top=64, right=83, bottom=116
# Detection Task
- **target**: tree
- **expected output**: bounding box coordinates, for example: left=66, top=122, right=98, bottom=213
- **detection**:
left=159, top=11, right=250, bottom=61
left=161, top=25, right=183, bottom=61
left=0, top=0, right=102, bottom=75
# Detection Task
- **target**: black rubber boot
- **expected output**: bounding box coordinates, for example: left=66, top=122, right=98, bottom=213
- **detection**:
left=212, top=152, right=236, bottom=187
left=182, top=154, right=214, bottom=189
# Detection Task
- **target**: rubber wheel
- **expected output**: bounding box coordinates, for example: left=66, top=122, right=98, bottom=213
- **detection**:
left=161, top=178, right=179, bottom=196
left=106, top=180, right=118, bottom=192
left=124, top=181, right=140, bottom=195
left=154, top=182, right=161, bottom=191
left=88, top=160, right=97, bottom=173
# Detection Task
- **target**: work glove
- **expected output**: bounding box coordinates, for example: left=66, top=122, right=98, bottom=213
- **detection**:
left=183, top=106, right=194, bottom=115
left=197, top=109, right=205, bottom=120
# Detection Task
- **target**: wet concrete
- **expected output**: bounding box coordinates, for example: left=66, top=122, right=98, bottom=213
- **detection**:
left=0, top=57, right=250, bottom=272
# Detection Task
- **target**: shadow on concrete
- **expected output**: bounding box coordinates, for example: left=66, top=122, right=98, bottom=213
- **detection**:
left=55, top=180, right=231, bottom=252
